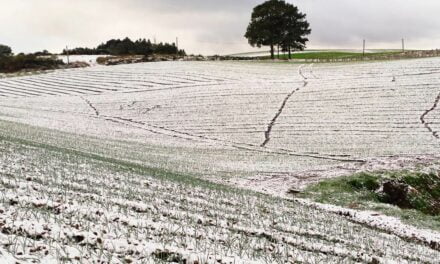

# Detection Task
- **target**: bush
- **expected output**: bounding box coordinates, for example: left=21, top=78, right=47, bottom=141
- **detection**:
left=0, top=54, right=64, bottom=73
left=347, top=173, right=381, bottom=191
left=0, top=44, right=12, bottom=56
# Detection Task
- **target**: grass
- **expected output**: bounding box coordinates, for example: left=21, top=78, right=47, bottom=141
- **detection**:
left=0, top=132, right=253, bottom=195
left=1, top=135, right=438, bottom=262
left=299, top=171, right=440, bottom=231
left=263, top=51, right=402, bottom=60
left=0, top=118, right=267, bottom=185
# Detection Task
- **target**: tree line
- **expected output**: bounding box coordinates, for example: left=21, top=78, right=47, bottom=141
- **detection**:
left=0, top=44, right=63, bottom=73
left=245, top=0, right=311, bottom=59
left=63, top=37, right=186, bottom=56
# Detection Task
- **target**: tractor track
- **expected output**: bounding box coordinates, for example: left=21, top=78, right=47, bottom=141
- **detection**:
left=261, top=65, right=308, bottom=148
left=261, top=86, right=303, bottom=147
left=99, top=116, right=364, bottom=163
left=80, top=96, right=99, bottom=116
left=420, top=91, right=440, bottom=139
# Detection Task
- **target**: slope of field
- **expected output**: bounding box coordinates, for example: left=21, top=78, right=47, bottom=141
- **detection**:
left=0, top=59, right=439, bottom=193
left=1, top=137, right=439, bottom=263
left=1, top=57, right=440, bottom=262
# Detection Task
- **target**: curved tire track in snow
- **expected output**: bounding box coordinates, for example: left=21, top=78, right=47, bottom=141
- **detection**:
left=100, top=114, right=365, bottom=163
left=261, top=85, right=304, bottom=147
left=80, top=96, right=99, bottom=117
left=261, top=65, right=308, bottom=147
left=298, top=64, right=308, bottom=80
left=420, top=91, right=440, bottom=139
left=308, top=63, right=319, bottom=79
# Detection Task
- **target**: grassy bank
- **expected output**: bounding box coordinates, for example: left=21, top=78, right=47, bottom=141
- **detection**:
left=265, top=51, right=402, bottom=60
left=299, top=171, right=440, bottom=231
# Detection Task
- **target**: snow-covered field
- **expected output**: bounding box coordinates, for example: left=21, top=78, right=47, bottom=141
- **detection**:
left=0, top=59, right=439, bottom=190
left=1, top=139, right=439, bottom=263
left=0, top=58, right=440, bottom=262
left=57, top=55, right=106, bottom=66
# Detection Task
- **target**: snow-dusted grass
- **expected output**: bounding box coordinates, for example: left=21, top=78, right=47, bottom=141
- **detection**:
left=1, top=58, right=440, bottom=262
left=1, top=138, right=439, bottom=263
left=0, top=59, right=439, bottom=192
left=299, top=171, right=440, bottom=231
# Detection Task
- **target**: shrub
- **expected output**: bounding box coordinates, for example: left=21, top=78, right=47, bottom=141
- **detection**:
left=347, top=173, right=380, bottom=191
left=0, top=54, right=64, bottom=73
left=0, top=44, right=12, bottom=56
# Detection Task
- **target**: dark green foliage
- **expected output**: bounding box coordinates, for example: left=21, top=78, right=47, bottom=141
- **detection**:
left=279, top=4, right=311, bottom=58
left=402, top=172, right=440, bottom=199
left=385, top=172, right=440, bottom=215
left=32, top=50, right=51, bottom=56
left=64, top=47, right=101, bottom=55
left=303, top=173, right=381, bottom=206
left=64, top=37, right=186, bottom=56
left=262, top=51, right=402, bottom=60
left=0, top=44, right=12, bottom=56
left=0, top=54, right=63, bottom=73
left=303, top=171, right=440, bottom=216
left=245, top=0, right=286, bottom=59
left=154, top=42, right=181, bottom=55
left=347, top=173, right=380, bottom=191
left=245, top=0, right=311, bottom=59
left=97, top=37, right=149, bottom=55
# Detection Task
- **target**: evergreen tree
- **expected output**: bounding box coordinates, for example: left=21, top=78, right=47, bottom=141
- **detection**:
left=245, top=0, right=311, bottom=59
left=0, top=44, right=12, bottom=56
left=280, top=4, right=311, bottom=59
left=66, top=38, right=183, bottom=56
left=245, top=0, right=285, bottom=59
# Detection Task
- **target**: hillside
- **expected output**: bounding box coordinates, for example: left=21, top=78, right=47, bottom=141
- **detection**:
left=1, top=58, right=440, bottom=262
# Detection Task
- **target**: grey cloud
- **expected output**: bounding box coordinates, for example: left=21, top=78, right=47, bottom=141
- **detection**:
left=1, top=0, right=439, bottom=54
left=294, top=0, right=440, bottom=48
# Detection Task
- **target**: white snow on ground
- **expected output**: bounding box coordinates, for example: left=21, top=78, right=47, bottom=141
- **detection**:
left=0, top=59, right=439, bottom=188
left=0, top=58, right=440, bottom=262
left=57, top=55, right=107, bottom=66
left=0, top=140, right=439, bottom=263
left=229, top=154, right=440, bottom=195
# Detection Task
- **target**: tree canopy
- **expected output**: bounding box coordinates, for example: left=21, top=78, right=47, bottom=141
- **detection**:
left=0, top=44, right=12, bottom=56
left=245, top=0, right=311, bottom=59
left=64, top=38, right=185, bottom=56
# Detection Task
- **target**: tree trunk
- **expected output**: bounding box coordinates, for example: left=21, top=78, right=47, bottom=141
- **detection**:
left=288, top=47, right=291, bottom=59
left=270, top=44, right=274, bottom=60
left=277, top=45, right=280, bottom=59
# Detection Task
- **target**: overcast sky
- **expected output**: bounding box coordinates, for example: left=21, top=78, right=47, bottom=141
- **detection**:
left=1, top=0, right=440, bottom=55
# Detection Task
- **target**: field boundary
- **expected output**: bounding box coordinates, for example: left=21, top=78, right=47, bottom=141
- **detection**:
left=300, top=50, right=440, bottom=63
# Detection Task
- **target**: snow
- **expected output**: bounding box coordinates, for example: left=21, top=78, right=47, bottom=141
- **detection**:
left=57, top=55, right=107, bottom=66
left=0, top=58, right=440, bottom=262
left=0, top=59, right=439, bottom=189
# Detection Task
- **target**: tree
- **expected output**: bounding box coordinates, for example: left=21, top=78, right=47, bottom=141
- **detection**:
left=66, top=38, right=185, bottom=56
left=280, top=4, right=311, bottom=59
left=245, top=0, right=285, bottom=59
left=0, top=44, right=12, bottom=56
left=245, top=0, right=311, bottom=59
